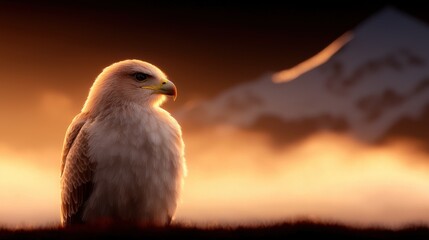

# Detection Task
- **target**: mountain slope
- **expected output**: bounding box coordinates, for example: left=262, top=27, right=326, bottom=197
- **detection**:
left=179, top=7, right=429, bottom=144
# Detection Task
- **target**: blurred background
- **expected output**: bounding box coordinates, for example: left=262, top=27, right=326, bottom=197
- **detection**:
left=1, top=1, right=429, bottom=228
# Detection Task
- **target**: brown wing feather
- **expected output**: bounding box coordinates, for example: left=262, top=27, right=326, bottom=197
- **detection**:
left=61, top=114, right=87, bottom=177
left=60, top=113, right=95, bottom=226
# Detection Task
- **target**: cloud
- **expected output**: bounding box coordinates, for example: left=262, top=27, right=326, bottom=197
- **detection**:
left=39, top=91, right=75, bottom=119
left=2, top=115, right=429, bottom=228
left=175, top=126, right=429, bottom=227
left=0, top=90, right=78, bottom=152
left=0, top=90, right=76, bottom=227
left=0, top=146, right=60, bottom=227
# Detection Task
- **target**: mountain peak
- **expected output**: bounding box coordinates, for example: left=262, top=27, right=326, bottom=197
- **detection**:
left=179, top=8, right=429, bottom=144
left=356, top=6, right=428, bottom=34
left=352, top=6, right=429, bottom=47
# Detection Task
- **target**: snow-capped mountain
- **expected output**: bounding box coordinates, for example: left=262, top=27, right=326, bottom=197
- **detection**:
left=179, top=7, right=429, bottom=143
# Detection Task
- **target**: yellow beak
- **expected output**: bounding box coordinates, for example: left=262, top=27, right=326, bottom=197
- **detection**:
left=142, top=79, right=177, bottom=101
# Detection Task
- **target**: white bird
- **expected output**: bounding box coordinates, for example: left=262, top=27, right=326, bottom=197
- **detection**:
left=60, top=59, right=186, bottom=226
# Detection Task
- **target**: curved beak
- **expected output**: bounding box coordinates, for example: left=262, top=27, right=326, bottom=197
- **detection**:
left=142, top=79, right=177, bottom=101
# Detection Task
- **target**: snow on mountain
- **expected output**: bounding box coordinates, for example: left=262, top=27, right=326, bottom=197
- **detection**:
left=179, top=7, right=429, bottom=142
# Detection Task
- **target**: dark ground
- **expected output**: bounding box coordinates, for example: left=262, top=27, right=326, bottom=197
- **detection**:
left=2, top=221, right=429, bottom=240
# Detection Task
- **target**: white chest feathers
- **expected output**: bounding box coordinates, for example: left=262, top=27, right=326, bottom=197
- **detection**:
left=84, top=104, right=186, bottom=225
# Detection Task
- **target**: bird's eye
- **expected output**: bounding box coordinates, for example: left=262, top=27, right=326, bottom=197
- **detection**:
left=134, top=72, right=148, bottom=81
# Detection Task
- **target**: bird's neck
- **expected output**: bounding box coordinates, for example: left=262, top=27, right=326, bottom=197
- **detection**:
left=88, top=101, right=165, bottom=125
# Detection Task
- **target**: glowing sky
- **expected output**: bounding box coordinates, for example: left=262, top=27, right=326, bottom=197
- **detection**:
left=3, top=126, right=429, bottom=228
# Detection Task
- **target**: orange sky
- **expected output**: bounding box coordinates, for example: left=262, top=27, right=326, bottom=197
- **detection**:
left=2, top=122, right=429, bottom=228
left=178, top=129, right=429, bottom=227
left=2, top=2, right=429, bottom=229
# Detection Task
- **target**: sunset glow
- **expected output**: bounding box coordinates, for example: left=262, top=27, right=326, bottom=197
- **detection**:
left=176, top=128, right=429, bottom=227
left=0, top=147, right=60, bottom=227
left=2, top=127, right=429, bottom=228
left=273, top=33, right=353, bottom=83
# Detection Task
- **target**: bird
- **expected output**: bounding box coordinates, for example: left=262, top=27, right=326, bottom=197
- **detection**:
left=60, top=59, right=186, bottom=227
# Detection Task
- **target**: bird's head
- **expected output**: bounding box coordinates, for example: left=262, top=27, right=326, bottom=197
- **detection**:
left=83, top=59, right=177, bottom=113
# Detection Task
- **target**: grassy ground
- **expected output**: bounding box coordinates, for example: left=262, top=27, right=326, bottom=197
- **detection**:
left=1, top=221, right=429, bottom=240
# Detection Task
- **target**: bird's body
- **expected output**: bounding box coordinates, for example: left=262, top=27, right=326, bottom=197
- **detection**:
left=60, top=60, right=185, bottom=226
